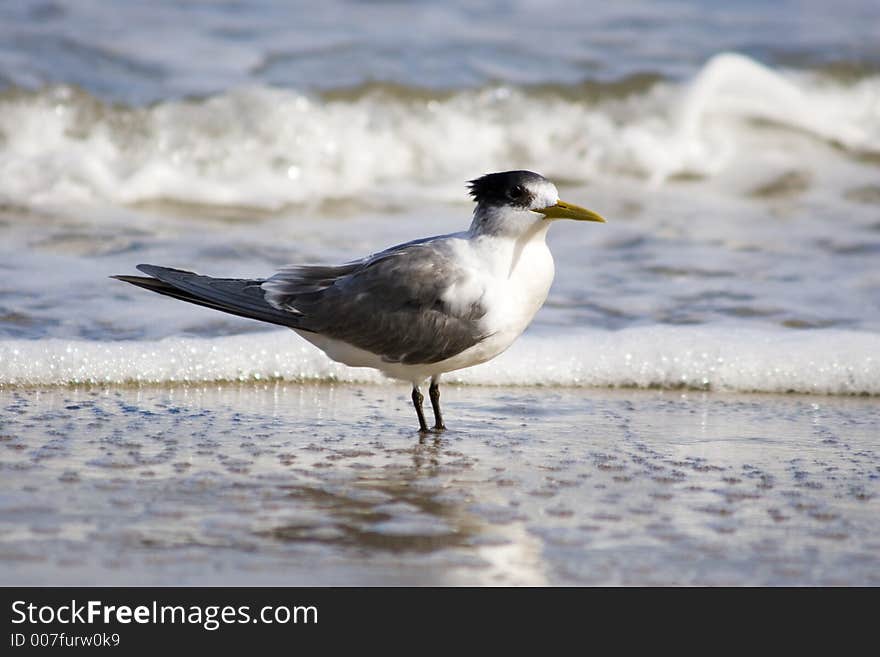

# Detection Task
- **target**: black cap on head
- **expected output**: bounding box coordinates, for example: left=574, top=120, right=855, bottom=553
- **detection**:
left=467, top=170, right=547, bottom=209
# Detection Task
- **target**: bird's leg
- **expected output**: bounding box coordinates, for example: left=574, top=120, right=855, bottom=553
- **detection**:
left=429, top=378, right=446, bottom=432
left=411, top=386, right=429, bottom=433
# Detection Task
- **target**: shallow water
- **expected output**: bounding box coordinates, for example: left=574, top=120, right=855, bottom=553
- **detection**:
left=1, top=384, right=877, bottom=586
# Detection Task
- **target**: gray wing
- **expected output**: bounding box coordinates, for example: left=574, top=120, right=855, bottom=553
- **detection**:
left=262, top=239, right=491, bottom=365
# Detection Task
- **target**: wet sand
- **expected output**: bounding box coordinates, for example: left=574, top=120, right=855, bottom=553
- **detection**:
left=0, top=383, right=877, bottom=586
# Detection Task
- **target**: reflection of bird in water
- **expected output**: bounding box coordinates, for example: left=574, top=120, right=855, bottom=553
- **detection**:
left=114, top=171, right=605, bottom=432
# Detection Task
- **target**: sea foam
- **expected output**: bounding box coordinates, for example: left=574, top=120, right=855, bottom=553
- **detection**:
left=1, top=53, right=877, bottom=210
left=1, top=326, right=877, bottom=395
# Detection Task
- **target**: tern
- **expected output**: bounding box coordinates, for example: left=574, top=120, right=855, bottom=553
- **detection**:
left=113, top=170, right=606, bottom=432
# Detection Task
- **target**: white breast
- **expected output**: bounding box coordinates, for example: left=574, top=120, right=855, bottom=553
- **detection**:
left=448, top=225, right=555, bottom=370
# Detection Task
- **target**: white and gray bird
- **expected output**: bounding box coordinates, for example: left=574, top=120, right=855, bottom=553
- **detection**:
left=113, top=171, right=606, bottom=432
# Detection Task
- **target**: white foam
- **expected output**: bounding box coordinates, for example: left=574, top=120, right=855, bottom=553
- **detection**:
left=1, top=53, right=877, bottom=209
left=1, top=327, right=877, bottom=395
left=633, top=53, right=880, bottom=185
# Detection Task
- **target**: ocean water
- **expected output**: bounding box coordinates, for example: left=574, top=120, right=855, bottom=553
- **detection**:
left=0, top=1, right=879, bottom=585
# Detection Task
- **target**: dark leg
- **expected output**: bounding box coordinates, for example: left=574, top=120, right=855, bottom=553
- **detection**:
left=411, top=386, right=429, bottom=433
left=429, top=378, right=446, bottom=431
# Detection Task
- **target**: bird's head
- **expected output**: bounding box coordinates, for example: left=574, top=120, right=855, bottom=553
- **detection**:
left=467, top=170, right=605, bottom=237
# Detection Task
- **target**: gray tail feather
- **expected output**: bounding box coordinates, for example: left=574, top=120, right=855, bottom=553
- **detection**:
left=111, top=264, right=305, bottom=330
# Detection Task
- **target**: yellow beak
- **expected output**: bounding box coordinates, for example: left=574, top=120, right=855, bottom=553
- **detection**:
left=536, top=199, right=606, bottom=223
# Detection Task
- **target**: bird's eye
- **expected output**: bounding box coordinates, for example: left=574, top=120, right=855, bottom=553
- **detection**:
left=508, top=185, right=525, bottom=200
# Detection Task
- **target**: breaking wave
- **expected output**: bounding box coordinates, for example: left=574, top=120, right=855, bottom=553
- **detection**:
left=1, top=53, right=878, bottom=210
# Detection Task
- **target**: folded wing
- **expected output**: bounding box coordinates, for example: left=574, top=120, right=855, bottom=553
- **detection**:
left=263, top=240, right=490, bottom=364
left=114, top=238, right=490, bottom=365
